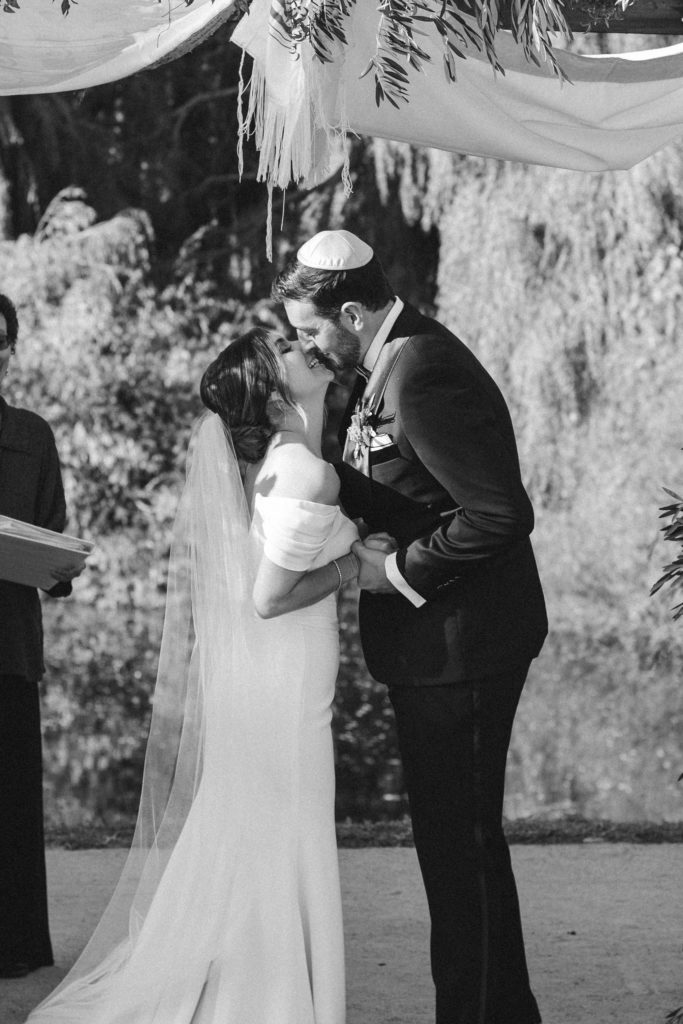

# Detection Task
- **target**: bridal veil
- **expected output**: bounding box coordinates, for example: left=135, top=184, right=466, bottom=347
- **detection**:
left=28, top=411, right=317, bottom=1022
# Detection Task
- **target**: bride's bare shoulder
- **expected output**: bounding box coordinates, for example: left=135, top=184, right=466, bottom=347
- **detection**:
left=259, top=443, right=339, bottom=505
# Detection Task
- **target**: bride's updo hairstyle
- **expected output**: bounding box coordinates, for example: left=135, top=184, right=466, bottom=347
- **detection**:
left=200, top=327, right=293, bottom=464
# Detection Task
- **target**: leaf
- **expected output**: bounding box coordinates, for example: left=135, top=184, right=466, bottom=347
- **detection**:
left=359, top=57, right=376, bottom=80
left=260, top=0, right=577, bottom=105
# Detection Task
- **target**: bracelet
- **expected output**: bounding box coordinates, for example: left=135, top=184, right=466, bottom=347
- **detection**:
left=332, top=553, right=360, bottom=590
left=331, top=558, right=344, bottom=591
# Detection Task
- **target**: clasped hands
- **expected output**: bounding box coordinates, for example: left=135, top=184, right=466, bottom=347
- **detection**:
left=351, top=531, right=399, bottom=594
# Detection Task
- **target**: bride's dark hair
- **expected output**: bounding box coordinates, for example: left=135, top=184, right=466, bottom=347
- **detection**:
left=200, top=327, right=294, bottom=464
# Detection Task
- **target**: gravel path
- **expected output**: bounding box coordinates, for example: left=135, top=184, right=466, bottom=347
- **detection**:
left=2, top=845, right=681, bottom=1024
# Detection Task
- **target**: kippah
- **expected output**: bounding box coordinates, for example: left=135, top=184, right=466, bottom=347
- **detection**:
left=297, top=230, right=373, bottom=270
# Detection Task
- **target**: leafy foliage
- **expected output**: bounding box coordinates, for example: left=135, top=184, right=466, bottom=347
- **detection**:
left=0, top=0, right=643, bottom=108
left=2, top=22, right=683, bottom=826
left=278, top=0, right=640, bottom=106
left=0, top=179, right=416, bottom=826
left=4, top=137, right=683, bottom=827
left=0, top=25, right=267, bottom=283
left=651, top=487, right=683, bottom=620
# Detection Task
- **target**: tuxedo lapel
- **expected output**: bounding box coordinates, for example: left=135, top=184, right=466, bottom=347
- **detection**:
left=338, top=303, right=426, bottom=471
left=364, top=336, right=408, bottom=411
left=364, top=302, right=427, bottom=409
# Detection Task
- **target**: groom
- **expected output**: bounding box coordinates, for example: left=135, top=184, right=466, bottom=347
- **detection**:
left=273, top=230, right=547, bottom=1024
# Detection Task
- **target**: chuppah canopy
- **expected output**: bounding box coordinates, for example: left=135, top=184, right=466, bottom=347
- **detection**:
left=0, top=0, right=239, bottom=93
left=3, top=0, right=683, bottom=187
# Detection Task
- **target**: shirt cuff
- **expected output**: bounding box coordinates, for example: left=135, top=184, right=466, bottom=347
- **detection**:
left=385, top=552, right=426, bottom=608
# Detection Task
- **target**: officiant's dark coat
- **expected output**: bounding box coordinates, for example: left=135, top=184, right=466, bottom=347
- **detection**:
left=337, top=302, right=548, bottom=687
left=0, top=394, right=71, bottom=975
left=0, top=396, right=71, bottom=681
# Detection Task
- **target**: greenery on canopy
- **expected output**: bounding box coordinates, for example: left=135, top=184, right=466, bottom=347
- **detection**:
left=0, top=0, right=639, bottom=105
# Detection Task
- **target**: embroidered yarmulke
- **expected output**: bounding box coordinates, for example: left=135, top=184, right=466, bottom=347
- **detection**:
left=297, top=230, right=373, bottom=270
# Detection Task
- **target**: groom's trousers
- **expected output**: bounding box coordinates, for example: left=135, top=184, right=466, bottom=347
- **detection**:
left=388, top=666, right=541, bottom=1024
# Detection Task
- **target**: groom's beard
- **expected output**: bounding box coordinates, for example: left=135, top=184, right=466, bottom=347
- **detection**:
left=326, top=323, right=361, bottom=375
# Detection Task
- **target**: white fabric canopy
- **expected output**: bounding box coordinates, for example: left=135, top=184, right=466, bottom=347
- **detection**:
left=2, top=0, right=683, bottom=180
left=0, top=0, right=237, bottom=94
left=341, top=13, right=683, bottom=172
left=233, top=0, right=683, bottom=183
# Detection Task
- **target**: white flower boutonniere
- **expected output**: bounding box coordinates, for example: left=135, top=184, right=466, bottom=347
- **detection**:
left=347, top=397, right=378, bottom=461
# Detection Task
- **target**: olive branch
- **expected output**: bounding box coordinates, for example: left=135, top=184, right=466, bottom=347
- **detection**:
left=273, top=0, right=638, bottom=105
left=2, top=0, right=639, bottom=106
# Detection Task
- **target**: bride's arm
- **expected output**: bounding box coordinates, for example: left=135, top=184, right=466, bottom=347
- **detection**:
left=253, top=444, right=359, bottom=618
left=254, top=530, right=397, bottom=618
left=253, top=551, right=359, bottom=619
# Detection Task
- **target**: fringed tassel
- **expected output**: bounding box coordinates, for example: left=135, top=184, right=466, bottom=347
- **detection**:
left=266, top=182, right=274, bottom=262
left=237, top=48, right=247, bottom=181
left=239, top=52, right=315, bottom=192
left=233, top=0, right=352, bottom=256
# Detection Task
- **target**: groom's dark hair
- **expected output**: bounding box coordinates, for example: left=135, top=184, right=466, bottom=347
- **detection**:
left=200, top=327, right=294, bottom=464
left=271, top=254, right=394, bottom=322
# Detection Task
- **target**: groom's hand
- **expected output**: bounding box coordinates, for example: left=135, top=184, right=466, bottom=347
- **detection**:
left=351, top=540, right=399, bottom=594
left=362, top=532, right=398, bottom=554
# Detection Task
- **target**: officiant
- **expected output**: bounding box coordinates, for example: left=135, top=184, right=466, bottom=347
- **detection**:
left=0, top=293, right=83, bottom=979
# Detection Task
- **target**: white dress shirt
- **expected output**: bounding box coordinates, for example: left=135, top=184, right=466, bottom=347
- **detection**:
left=359, top=298, right=426, bottom=609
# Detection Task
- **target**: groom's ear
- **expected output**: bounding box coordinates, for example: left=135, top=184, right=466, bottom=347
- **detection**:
left=340, top=301, right=365, bottom=332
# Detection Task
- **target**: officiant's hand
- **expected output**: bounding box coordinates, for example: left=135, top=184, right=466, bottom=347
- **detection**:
left=351, top=540, right=398, bottom=594
left=50, top=562, right=85, bottom=583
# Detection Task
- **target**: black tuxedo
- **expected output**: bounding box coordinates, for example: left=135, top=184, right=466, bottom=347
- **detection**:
left=336, top=304, right=545, bottom=1024
left=337, top=303, right=547, bottom=685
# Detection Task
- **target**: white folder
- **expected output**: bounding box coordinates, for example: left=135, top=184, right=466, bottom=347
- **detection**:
left=0, top=516, right=93, bottom=590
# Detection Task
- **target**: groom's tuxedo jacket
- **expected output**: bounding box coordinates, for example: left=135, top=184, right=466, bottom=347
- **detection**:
left=336, top=303, right=547, bottom=686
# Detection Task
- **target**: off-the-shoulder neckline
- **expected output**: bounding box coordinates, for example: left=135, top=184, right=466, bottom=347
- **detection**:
left=253, top=493, right=340, bottom=511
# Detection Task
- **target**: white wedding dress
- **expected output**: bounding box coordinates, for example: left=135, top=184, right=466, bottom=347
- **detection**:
left=27, top=414, right=357, bottom=1024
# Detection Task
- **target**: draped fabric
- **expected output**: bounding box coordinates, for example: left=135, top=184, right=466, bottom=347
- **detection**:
left=0, top=0, right=238, bottom=95
left=259, top=495, right=343, bottom=571
left=3, top=3, right=683, bottom=207
left=232, top=1, right=683, bottom=187
left=340, top=17, right=683, bottom=173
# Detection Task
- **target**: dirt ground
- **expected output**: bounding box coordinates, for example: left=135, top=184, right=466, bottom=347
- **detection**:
left=2, top=844, right=681, bottom=1024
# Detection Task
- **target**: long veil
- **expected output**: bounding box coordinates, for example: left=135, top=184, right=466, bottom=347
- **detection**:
left=27, top=411, right=299, bottom=1020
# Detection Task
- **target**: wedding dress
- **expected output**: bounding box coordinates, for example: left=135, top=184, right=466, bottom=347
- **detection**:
left=27, top=413, right=357, bottom=1024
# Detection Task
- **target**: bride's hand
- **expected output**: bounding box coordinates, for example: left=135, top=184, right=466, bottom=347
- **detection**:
left=361, top=532, right=398, bottom=554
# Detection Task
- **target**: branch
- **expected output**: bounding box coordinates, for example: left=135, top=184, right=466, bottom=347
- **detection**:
left=651, top=483, right=683, bottom=621
left=172, top=86, right=239, bottom=149
left=188, top=172, right=244, bottom=199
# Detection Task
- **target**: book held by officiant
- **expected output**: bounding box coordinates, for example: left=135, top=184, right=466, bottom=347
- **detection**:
left=0, top=516, right=94, bottom=589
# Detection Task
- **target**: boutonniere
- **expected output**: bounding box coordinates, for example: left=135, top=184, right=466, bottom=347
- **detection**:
left=347, top=396, right=379, bottom=461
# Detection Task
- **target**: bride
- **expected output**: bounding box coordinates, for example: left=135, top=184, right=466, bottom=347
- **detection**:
left=27, top=327, right=384, bottom=1024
